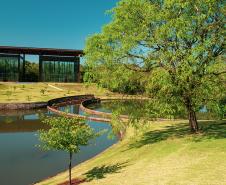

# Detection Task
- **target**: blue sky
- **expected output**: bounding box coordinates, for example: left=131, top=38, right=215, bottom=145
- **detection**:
left=0, top=0, right=119, bottom=61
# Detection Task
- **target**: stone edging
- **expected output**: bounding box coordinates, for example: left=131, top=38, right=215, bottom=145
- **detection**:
left=80, top=99, right=129, bottom=120
left=47, top=94, right=95, bottom=107
left=0, top=95, right=95, bottom=110
left=79, top=98, right=174, bottom=122
left=0, top=95, right=130, bottom=123
left=47, top=106, right=111, bottom=123
left=47, top=95, right=112, bottom=123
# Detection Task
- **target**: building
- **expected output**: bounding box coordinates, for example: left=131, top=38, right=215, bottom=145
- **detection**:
left=0, top=46, right=83, bottom=82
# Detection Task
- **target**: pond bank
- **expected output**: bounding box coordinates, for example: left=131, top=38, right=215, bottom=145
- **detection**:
left=0, top=101, right=47, bottom=110
left=0, top=94, right=95, bottom=110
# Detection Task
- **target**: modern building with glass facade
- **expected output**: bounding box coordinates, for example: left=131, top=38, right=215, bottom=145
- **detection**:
left=0, top=54, right=20, bottom=81
left=0, top=46, right=83, bottom=82
left=40, top=56, right=80, bottom=82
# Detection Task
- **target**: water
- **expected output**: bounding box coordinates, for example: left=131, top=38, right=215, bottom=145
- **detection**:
left=86, top=100, right=219, bottom=120
left=86, top=99, right=147, bottom=116
left=0, top=106, right=116, bottom=185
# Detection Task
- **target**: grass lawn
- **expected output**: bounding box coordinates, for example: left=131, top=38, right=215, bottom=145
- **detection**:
left=37, top=120, right=226, bottom=185
left=0, top=82, right=119, bottom=103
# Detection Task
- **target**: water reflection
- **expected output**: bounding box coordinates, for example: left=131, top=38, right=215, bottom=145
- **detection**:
left=86, top=99, right=147, bottom=116
left=0, top=109, right=48, bottom=133
left=0, top=105, right=116, bottom=185
left=86, top=100, right=218, bottom=120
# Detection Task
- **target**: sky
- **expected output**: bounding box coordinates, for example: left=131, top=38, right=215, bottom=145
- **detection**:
left=0, top=0, right=119, bottom=62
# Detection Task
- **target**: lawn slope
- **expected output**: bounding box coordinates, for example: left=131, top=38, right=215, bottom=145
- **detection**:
left=37, top=120, right=226, bottom=185
left=0, top=82, right=118, bottom=103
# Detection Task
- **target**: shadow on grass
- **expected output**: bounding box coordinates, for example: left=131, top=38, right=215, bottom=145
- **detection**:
left=58, top=178, right=86, bottom=185
left=128, top=120, right=226, bottom=149
left=83, top=161, right=129, bottom=181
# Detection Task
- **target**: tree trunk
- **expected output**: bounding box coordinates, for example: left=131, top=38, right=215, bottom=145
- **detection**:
left=69, top=152, right=72, bottom=185
left=188, top=109, right=199, bottom=133
left=185, top=98, right=199, bottom=133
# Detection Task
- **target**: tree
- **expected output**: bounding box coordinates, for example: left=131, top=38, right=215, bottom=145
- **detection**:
left=85, top=0, right=225, bottom=133
left=83, top=62, right=145, bottom=94
left=38, top=116, right=96, bottom=185
left=24, top=61, right=39, bottom=82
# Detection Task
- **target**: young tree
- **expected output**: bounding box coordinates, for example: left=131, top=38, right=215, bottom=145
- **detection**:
left=85, top=0, right=225, bottom=132
left=38, top=116, right=96, bottom=185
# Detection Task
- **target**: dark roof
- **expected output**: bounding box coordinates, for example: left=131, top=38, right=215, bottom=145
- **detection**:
left=0, top=46, right=83, bottom=57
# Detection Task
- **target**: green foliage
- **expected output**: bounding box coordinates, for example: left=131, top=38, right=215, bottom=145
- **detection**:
left=5, top=90, right=12, bottom=101
left=109, top=111, right=127, bottom=140
left=84, top=62, right=145, bottom=94
left=84, top=0, right=225, bottom=130
left=24, top=61, right=39, bottom=82
left=219, top=96, right=226, bottom=119
left=100, top=100, right=152, bottom=138
left=38, top=116, right=98, bottom=185
left=38, top=116, right=96, bottom=153
left=40, top=89, right=46, bottom=95
left=27, top=95, right=31, bottom=102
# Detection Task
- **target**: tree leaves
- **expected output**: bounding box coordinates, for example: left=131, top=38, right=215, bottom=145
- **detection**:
left=38, top=116, right=96, bottom=153
left=84, top=0, right=225, bottom=120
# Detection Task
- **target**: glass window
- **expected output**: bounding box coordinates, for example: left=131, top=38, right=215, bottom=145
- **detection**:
left=41, top=57, right=79, bottom=82
left=0, top=55, right=19, bottom=81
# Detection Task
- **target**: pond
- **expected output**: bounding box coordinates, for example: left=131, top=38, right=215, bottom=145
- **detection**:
left=0, top=105, right=117, bottom=185
left=86, top=99, right=219, bottom=120
left=86, top=99, right=147, bottom=115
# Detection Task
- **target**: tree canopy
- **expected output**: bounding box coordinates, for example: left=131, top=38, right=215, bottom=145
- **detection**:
left=84, top=0, right=225, bottom=132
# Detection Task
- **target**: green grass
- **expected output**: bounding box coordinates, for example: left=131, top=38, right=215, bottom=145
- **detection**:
left=0, top=82, right=119, bottom=103
left=37, top=120, right=226, bottom=185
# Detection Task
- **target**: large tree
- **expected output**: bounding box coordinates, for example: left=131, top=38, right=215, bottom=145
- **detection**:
left=85, top=0, right=225, bottom=132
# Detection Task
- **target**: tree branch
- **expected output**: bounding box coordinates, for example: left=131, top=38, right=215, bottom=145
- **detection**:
left=123, top=64, right=152, bottom=72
